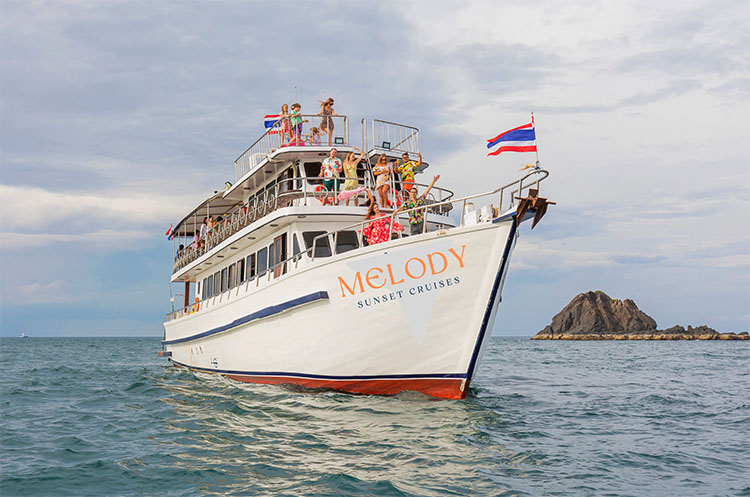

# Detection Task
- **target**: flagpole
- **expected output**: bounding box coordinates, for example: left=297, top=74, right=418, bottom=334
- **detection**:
left=532, top=111, right=540, bottom=167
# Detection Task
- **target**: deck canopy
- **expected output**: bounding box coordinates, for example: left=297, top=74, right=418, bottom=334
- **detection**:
left=172, top=190, right=242, bottom=238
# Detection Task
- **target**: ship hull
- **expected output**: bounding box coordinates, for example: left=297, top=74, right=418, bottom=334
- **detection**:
left=163, top=217, right=518, bottom=400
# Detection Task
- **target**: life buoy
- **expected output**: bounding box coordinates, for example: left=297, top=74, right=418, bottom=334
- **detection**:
left=315, top=185, right=328, bottom=204
left=193, top=297, right=200, bottom=312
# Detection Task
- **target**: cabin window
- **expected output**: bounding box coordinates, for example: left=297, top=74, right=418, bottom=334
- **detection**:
left=213, top=271, right=220, bottom=295
left=303, top=162, right=323, bottom=183
left=268, top=243, right=276, bottom=272
left=221, top=268, right=228, bottom=292
left=257, top=247, right=268, bottom=276
left=273, top=234, right=287, bottom=277
left=278, top=167, right=295, bottom=193
left=228, top=263, right=236, bottom=288
left=246, top=254, right=256, bottom=280
left=303, top=231, right=331, bottom=258
left=238, top=259, right=246, bottom=284
left=204, top=276, right=212, bottom=299
left=335, top=230, right=359, bottom=254
left=196, top=281, right=201, bottom=296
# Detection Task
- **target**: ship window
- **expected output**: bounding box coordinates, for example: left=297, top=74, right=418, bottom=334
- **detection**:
left=205, top=276, right=212, bottom=299
left=303, top=162, right=323, bottom=183
left=213, top=271, right=220, bottom=295
left=221, top=268, right=228, bottom=292
left=196, top=281, right=201, bottom=296
left=267, top=243, right=275, bottom=271
left=238, top=259, right=246, bottom=284
left=228, top=263, right=236, bottom=288
left=335, top=231, right=359, bottom=254
left=303, top=231, right=331, bottom=258
left=247, top=253, right=256, bottom=280
left=257, top=247, right=268, bottom=276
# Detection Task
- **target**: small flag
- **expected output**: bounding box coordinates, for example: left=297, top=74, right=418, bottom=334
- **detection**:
left=165, top=223, right=172, bottom=237
left=487, top=122, right=536, bottom=156
left=264, top=114, right=282, bottom=135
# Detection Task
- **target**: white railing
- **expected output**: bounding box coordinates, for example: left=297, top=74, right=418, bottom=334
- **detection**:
left=371, top=119, right=419, bottom=154
left=310, top=169, right=549, bottom=261
left=172, top=175, right=455, bottom=274
left=167, top=168, right=549, bottom=322
left=234, top=114, right=349, bottom=181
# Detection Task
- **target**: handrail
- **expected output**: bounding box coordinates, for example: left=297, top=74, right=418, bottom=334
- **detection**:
left=171, top=172, right=456, bottom=273
left=234, top=114, right=350, bottom=181
left=371, top=119, right=420, bottom=155
left=310, top=169, right=549, bottom=261
left=167, top=169, right=549, bottom=321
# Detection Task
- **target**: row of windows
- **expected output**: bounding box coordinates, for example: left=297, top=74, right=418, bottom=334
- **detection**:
left=199, top=230, right=360, bottom=300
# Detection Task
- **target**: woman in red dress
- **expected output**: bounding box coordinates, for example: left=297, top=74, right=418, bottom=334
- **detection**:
left=361, top=190, right=403, bottom=245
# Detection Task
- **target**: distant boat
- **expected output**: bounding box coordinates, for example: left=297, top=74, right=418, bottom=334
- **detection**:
left=19, top=332, right=28, bottom=338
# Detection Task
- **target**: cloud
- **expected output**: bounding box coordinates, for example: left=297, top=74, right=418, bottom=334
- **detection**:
left=1, top=229, right=151, bottom=249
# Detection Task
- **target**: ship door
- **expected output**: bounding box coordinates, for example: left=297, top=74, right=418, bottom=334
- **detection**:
left=273, top=233, right=287, bottom=278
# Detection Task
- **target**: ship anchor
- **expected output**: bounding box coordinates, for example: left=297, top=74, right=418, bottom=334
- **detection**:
left=515, top=188, right=555, bottom=228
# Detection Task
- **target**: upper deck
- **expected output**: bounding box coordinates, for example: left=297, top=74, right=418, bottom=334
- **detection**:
left=168, top=116, right=454, bottom=278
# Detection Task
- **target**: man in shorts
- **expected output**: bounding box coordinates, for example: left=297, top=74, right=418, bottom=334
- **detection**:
left=398, top=174, right=440, bottom=235
left=319, top=148, right=342, bottom=205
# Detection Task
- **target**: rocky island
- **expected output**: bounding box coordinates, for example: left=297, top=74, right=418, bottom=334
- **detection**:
left=532, top=291, right=748, bottom=340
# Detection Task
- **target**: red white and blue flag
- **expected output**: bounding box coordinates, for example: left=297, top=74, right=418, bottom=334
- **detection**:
left=487, top=120, right=537, bottom=156
left=264, top=115, right=282, bottom=134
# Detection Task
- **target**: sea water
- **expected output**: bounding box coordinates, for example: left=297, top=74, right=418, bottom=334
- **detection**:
left=1, top=337, right=747, bottom=497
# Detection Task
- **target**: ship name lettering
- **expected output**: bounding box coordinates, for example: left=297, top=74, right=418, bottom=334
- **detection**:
left=338, top=245, right=466, bottom=298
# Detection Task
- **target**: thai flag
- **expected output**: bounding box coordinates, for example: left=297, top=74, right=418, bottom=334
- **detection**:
left=264, top=114, right=282, bottom=134
left=165, top=223, right=172, bottom=237
left=487, top=122, right=536, bottom=156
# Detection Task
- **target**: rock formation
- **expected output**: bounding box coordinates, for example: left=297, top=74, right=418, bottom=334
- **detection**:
left=532, top=291, right=749, bottom=340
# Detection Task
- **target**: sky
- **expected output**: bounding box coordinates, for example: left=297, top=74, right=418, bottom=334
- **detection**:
left=1, top=0, right=748, bottom=337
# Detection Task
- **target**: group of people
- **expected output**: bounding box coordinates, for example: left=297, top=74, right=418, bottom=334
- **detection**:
left=275, top=98, right=338, bottom=146
left=315, top=147, right=440, bottom=244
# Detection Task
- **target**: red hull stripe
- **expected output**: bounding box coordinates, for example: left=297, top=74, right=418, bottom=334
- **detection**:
left=171, top=362, right=468, bottom=399
left=487, top=145, right=537, bottom=156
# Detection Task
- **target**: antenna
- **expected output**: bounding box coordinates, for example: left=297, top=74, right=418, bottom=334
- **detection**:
left=294, top=85, right=297, bottom=102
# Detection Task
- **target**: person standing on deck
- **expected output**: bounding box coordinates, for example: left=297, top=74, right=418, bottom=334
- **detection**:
left=319, top=148, right=343, bottom=205
left=398, top=174, right=440, bottom=236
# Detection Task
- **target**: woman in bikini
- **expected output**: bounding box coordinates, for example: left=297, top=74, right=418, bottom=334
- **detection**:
left=373, top=153, right=393, bottom=207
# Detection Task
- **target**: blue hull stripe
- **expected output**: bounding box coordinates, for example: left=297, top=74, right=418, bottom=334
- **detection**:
left=170, top=359, right=468, bottom=380
left=465, top=216, right=518, bottom=382
left=162, top=291, right=329, bottom=345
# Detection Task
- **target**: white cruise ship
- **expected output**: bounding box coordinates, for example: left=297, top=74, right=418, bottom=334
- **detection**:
left=161, top=112, right=551, bottom=399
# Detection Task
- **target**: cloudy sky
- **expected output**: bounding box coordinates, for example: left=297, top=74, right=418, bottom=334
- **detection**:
left=1, top=0, right=748, bottom=337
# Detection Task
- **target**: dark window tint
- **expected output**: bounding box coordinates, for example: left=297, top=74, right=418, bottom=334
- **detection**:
left=303, top=162, right=323, bottom=181
left=335, top=231, right=359, bottom=254
left=302, top=231, right=331, bottom=258
left=213, top=271, right=220, bottom=295
left=204, top=277, right=211, bottom=299
left=257, top=248, right=268, bottom=276
left=229, top=264, right=236, bottom=288
left=238, top=259, right=246, bottom=283
left=221, top=268, right=228, bottom=292
left=247, top=254, right=256, bottom=279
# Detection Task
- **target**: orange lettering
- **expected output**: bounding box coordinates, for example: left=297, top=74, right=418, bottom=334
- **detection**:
left=405, top=257, right=427, bottom=279
left=448, top=245, right=466, bottom=268
left=365, top=267, right=386, bottom=289
left=386, top=263, right=404, bottom=285
left=427, top=252, right=448, bottom=275
left=338, top=272, right=364, bottom=297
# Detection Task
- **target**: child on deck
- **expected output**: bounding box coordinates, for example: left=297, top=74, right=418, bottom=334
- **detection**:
left=308, top=127, right=322, bottom=146
left=276, top=104, right=291, bottom=143
left=289, top=103, right=304, bottom=144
